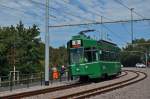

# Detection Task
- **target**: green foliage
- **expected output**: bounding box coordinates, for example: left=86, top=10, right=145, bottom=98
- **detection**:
left=121, top=52, right=142, bottom=67
left=0, top=21, right=69, bottom=76
left=50, top=45, right=68, bottom=66
left=121, top=38, right=150, bottom=67
left=0, top=21, right=43, bottom=76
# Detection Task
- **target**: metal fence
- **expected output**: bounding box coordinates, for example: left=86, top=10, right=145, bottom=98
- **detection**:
left=0, top=71, right=70, bottom=92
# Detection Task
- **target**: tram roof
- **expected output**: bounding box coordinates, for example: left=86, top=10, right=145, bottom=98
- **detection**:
left=98, top=40, right=117, bottom=46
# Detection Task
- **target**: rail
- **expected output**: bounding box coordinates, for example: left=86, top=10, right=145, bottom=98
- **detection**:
left=0, top=71, right=127, bottom=99
left=55, top=70, right=147, bottom=99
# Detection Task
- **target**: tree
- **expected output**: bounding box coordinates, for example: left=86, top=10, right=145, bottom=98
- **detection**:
left=121, top=38, right=150, bottom=67
left=50, top=45, right=68, bottom=67
left=0, top=21, right=69, bottom=76
left=0, top=21, right=43, bottom=76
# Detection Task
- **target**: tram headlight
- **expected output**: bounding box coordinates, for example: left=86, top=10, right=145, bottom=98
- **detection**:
left=76, top=68, right=79, bottom=71
left=85, top=66, right=88, bottom=69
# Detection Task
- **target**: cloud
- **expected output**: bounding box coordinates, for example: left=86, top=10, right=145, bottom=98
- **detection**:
left=0, top=0, right=150, bottom=47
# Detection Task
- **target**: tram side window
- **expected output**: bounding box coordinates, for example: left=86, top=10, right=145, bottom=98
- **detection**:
left=112, top=52, right=119, bottom=61
left=100, top=50, right=118, bottom=61
left=100, top=51, right=109, bottom=61
left=111, top=52, right=116, bottom=61
left=92, top=51, right=98, bottom=61
left=84, top=48, right=98, bottom=62
left=115, top=53, right=120, bottom=61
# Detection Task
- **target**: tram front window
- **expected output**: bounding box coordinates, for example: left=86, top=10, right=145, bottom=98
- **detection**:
left=70, top=48, right=84, bottom=64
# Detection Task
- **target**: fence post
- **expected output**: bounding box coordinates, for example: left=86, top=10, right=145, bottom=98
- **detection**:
left=65, top=71, right=67, bottom=81
left=0, top=77, right=1, bottom=87
left=31, top=74, right=33, bottom=84
left=27, top=74, right=29, bottom=88
left=67, top=70, right=71, bottom=81
left=10, top=74, right=13, bottom=91
left=41, top=72, right=43, bottom=86
left=50, top=70, right=53, bottom=84
left=59, top=73, right=62, bottom=82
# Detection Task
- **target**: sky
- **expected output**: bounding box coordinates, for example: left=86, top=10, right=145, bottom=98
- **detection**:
left=0, top=0, right=150, bottom=48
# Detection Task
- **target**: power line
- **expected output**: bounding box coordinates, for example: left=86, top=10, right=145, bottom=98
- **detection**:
left=29, top=0, right=126, bottom=46
left=49, top=15, right=57, bottom=18
left=50, top=1, right=127, bottom=44
left=121, top=23, right=131, bottom=35
left=49, top=0, right=149, bottom=45
left=31, top=0, right=150, bottom=29
left=29, top=0, right=45, bottom=6
left=31, top=0, right=119, bottom=24
left=61, top=0, right=115, bottom=22
left=49, top=18, right=150, bottom=27
left=0, top=2, right=56, bottom=20
left=51, top=0, right=104, bottom=26
left=50, top=6, right=104, bottom=27
left=114, top=0, right=146, bottom=19
left=114, top=0, right=150, bottom=43
left=29, top=0, right=59, bottom=19
left=49, top=7, right=128, bottom=43
left=113, top=0, right=146, bottom=43
left=0, top=3, right=39, bottom=18
left=50, top=7, right=94, bottom=22
left=29, top=0, right=58, bottom=19
left=32, top=0, right=115, bottom=25
left=47, top=0, right=150, bottom=47
left=74, top=18, right=127, bottom=43
left=114, top=0, right=131, bottom=10
left=30, top=0, right=72, bottom=22
left=102, top=24, right=128, bottom=43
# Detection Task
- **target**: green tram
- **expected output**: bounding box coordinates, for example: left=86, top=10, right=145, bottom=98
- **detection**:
left=67, top=33, right=121, bottom=81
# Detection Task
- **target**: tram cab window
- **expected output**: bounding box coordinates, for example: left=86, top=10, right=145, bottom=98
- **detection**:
left=70, top=48, right=84, bottom=64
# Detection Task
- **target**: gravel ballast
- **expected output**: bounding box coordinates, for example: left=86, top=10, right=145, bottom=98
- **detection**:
left=23, top=70, right=137, bottom=99
left=6, top=68, right=149, bottom=99
left=92, top=67, right=150, bottom=99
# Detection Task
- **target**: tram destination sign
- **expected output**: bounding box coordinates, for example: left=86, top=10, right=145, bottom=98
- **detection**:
left=72, top=40, right=82, bottom=48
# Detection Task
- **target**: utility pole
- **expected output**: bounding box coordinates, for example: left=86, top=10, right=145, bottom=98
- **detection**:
left=104, top=32, right=107, bottom=40
left=145, top=52, right=148, bottom=67
left=131, top=8, right=134, bottom=44
left=13, top=40, right=16, bottom=82
left=145, top=47, right=149, bottom=67
left=45, top=0, right=49, bottom=86
left=101, top=16, right=103, bottom=40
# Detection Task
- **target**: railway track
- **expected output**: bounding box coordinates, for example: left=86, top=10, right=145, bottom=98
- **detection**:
left=54, top=70, right=147, bottom=99
left=0, top=71, right=127, bottom=99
